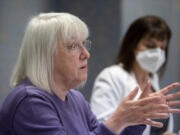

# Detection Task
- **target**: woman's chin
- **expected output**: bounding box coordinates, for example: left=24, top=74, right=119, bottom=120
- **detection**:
left=76, top=80, right=87, bottom=90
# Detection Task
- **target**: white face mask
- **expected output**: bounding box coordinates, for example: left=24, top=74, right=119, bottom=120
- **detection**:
left=136, top=48, right=165, bottom=73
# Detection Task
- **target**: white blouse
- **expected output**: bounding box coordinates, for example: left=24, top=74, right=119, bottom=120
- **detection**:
left=90, top=64, right=174, bottom=135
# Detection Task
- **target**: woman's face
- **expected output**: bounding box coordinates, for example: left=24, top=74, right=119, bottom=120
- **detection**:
left=136, top=36, right=168, bottom=52
left=53, top=39, right=90, bottom=89
left=133, top=36, right=168, bottom=73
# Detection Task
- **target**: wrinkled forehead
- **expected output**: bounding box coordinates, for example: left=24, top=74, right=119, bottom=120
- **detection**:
left=66, top=32, right=88, bottom=44
left=58, top=20, right=89, bottom=44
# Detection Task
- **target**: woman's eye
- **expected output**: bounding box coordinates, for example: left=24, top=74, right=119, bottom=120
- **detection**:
left=145, top=43, right=156, bottom=48
left=71, top=44, right=79, bottom=50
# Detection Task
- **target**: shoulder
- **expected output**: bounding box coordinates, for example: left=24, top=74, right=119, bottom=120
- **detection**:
left=94, top=64, right=132, bottom=86
left=1, top=80, right=55, bottom=113
left=11, top=82, right=53, bottom=105
left=1, top=79, right=57, bottom=112
left=99, top=64, right=131, bottom=79
left=91, top=65, right=132, bottom=104
left=0, top=80, right=56, bottom=132
left=91, top=64, right=138, bottom=103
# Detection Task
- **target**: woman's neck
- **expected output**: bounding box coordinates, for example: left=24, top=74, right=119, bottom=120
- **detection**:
left=51, top=75, right=69, bottom=101
left=52, top=82, right=68, bottom=101
left=133, top=62, right=149, bottom=90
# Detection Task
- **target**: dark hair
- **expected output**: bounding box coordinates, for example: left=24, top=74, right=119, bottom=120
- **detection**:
left=115, top=15, right=171, bottom=76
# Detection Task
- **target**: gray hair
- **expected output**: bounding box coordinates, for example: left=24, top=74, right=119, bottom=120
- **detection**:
left=10, top=12, right=89, bottom=92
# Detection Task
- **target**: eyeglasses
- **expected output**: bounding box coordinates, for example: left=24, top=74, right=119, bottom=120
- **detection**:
left=66, top=39, right=92, bottom=52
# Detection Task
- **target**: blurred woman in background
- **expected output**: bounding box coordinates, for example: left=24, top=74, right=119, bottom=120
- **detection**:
left=91, top=15, right=178, bottom=135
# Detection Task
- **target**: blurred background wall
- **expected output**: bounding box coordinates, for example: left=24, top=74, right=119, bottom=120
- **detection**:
left=0, top=0, right=179, bottom=132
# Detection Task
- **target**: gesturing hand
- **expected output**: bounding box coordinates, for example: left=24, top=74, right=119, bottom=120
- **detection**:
left=142, top=82, right=180, bottom=113
left=105, top=82, right=180, bottom=135
left=155, top=82, right=180, bottom=113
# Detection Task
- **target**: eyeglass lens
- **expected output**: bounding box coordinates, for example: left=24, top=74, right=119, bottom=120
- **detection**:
left=84, top=40, right=91, bottom=51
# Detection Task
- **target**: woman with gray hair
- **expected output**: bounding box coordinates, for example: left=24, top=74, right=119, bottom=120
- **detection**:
left=0, top=12, right=180, bottom=135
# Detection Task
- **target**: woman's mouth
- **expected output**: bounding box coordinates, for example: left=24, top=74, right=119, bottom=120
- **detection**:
left=80, top=65, right=87, bottom=71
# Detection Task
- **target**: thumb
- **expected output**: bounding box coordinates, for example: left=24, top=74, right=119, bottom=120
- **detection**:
left=127, top=86, right=139, bottom=100
left=139, top=80, right=151, bottom=99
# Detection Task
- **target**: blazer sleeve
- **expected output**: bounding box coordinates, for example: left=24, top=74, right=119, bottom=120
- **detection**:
left=91, top=67, right=126, bottom=122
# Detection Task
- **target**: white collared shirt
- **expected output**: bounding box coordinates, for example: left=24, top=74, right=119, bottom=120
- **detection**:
left=90, top=64, right=173, bottom=135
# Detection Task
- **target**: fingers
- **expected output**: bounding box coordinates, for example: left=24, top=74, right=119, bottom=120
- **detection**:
left=126, top=86, right=139, bottom=100
left=168, top=108, right=180, bottom=113
left=143, top=112, right=169, bottom=119
left=161, top=82, right=180, bottom=95
left=143, top=119, right=163, bottom=128
left=136, top=96, right=164, bottom=106
left=139, top=81, right=151, bottom=99
left=166, top=91, right=180, bottom=101
left=135, top=101, right=170, bottom=122
left=140, top=104, right=169, bottom=113
left=167, top=101, right=180, bottom=107
left=162, top=131, right=178, bottom=135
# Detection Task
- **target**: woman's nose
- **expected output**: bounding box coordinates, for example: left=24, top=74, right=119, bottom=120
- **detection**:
left=80, top=46, right=90, bottom=60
